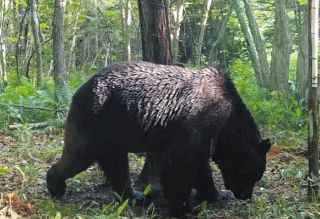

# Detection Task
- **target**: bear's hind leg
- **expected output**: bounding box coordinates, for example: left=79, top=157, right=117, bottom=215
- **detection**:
left=97, top=153, right=135, bottom=202
left=47, top=145, right=93, bottom=198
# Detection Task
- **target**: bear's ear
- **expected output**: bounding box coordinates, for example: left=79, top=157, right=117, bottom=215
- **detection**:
left=258, top=138, right=271, bottom=154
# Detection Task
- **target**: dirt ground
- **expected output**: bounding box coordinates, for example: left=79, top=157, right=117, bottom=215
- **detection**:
left=0, top=131, right=309, bottom=218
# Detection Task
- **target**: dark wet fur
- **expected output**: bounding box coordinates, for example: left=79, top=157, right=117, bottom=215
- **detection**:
left=47, top=61, right=270, bottom=218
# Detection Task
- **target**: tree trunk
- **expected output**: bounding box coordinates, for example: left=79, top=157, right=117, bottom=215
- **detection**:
left=170, top=0, right=184, bottom=63
left=15, top=8, right=29, bottom=85
left=68, top=6, right=80, bottom=72
left=307, top=0, right=319, bottom=200
left=233, top=0, right=263, bottom=86
left=208, top=5, right=233, bottom=66
left=136, top=0, right=172, bottom=190
left=195, top=0, right=213, bottom=67
left=138, top=0, right=172, bottom=64
left=270, top=0, right=291, bottom=92
left=29, top=0, right=43, bottom=87
left=120, top=0, right=132, bottom=61
left=52, top=0, right=69, bottom=109
left=126, top=0, right=132, bottom=61
left=0, top=0, right=7, bottom=89
left=296, top=5, right=308, bottom=100
left=242, top=0, right=270, bottom=87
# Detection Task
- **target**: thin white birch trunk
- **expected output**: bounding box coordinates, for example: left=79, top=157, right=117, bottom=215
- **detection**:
left=68, top=7, right=80, bottom=72
left=195, top=0, right=213, bottom=67
left=0, top=0, right=7, bottom=88
left=170, top=0, right=185, bottom=63
left=29, top=0, right=43, bottom=87
left=127, top=0, right=132, bottom=61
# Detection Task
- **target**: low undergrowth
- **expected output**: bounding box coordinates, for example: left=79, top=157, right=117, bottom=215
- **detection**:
left=0, top=62, right=313, bottom=218
left=0, top=128, right=318, bottom=218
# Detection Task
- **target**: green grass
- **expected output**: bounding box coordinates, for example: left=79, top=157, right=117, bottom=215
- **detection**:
left=231, top=60, right=307, bottom=148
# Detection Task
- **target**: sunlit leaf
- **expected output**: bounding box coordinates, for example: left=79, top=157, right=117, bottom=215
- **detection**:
left=117, top=199, right=128, bottom=215
left=0, top=166, right=10, bottom=175
left=143, top=184, right=152, bottom=196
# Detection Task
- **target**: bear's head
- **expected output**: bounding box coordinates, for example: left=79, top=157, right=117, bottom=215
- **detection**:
left=215, top=138, right=271, bottom=200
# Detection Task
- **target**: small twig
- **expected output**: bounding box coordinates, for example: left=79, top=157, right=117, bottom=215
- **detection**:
left=0, top=102, right=66, bottom=112
left=25, top=37, right=53, bottom=78
left=27, top=152, right=44, bottom=163
left=96, top=7, right=112, bottom=46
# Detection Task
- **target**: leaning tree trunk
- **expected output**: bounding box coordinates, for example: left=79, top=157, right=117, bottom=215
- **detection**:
left=270, top=0, right=291, bottom=92
left=29, top=0, right=43, bottom=87
left=208, top=5, right=233, bottom=66
left=52, top=0, right=69, bottom=110
left=136, top=0, right=172, bottom=190
left=242, top=0, right=270, bottom=87
left=307, top=0, right=319, bottom=200
left=233, top=0, right=263, bottom=86
left=195, top=0, right=213, bottom=67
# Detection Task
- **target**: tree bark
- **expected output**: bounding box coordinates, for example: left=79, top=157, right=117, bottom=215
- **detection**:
left=208, top=5, right=233, bottom=66
left=270, top=0, right=291, bottom=92
left=120, top=0, right=132, bottom=61
left=136, top=0, right=172, bottom=190
left=0, top=0, right=7, bottom=89
left=233, top=0, right=263, bottom=86
left=68, top=6, right=80, bottom=72
left=242, top=0, right=270, bottom=87
left=296, top=5, right=308, bottom=100
left=170, top=0, right=184, bottom=63
left=29, top=0, right=43, bottom=87
left=15, top=8, right=29, bottom=85
left=52, top=0, right=69, bottom=109
left=308, top=0, right=319, bottom=200
left=195, top=0, right=213, bottom=67
left=138, top=0, right=172, bottom=64
left=126, top=0, right=132, bottom=61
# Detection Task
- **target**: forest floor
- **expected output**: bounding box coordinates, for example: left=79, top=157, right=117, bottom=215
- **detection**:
left=0, top=128, right=319, bottom=219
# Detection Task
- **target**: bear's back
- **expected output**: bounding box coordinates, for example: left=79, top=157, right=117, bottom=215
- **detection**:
left=88, top=61, right=229, bottom=129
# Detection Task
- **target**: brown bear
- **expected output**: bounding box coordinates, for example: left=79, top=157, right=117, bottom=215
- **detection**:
left=47, top=61, right=271, bottom=218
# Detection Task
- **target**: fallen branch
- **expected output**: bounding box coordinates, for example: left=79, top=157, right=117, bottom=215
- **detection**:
left=0, top=103, right=66, bottom=112
left=8, top=122, right=48, bottom=130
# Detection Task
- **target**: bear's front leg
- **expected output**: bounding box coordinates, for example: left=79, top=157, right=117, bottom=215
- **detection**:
left=47, top=148, right=93, bottom=198
left=160, top=152, right=195, bottom=218
left=193, top=160, right=219, bottom=203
